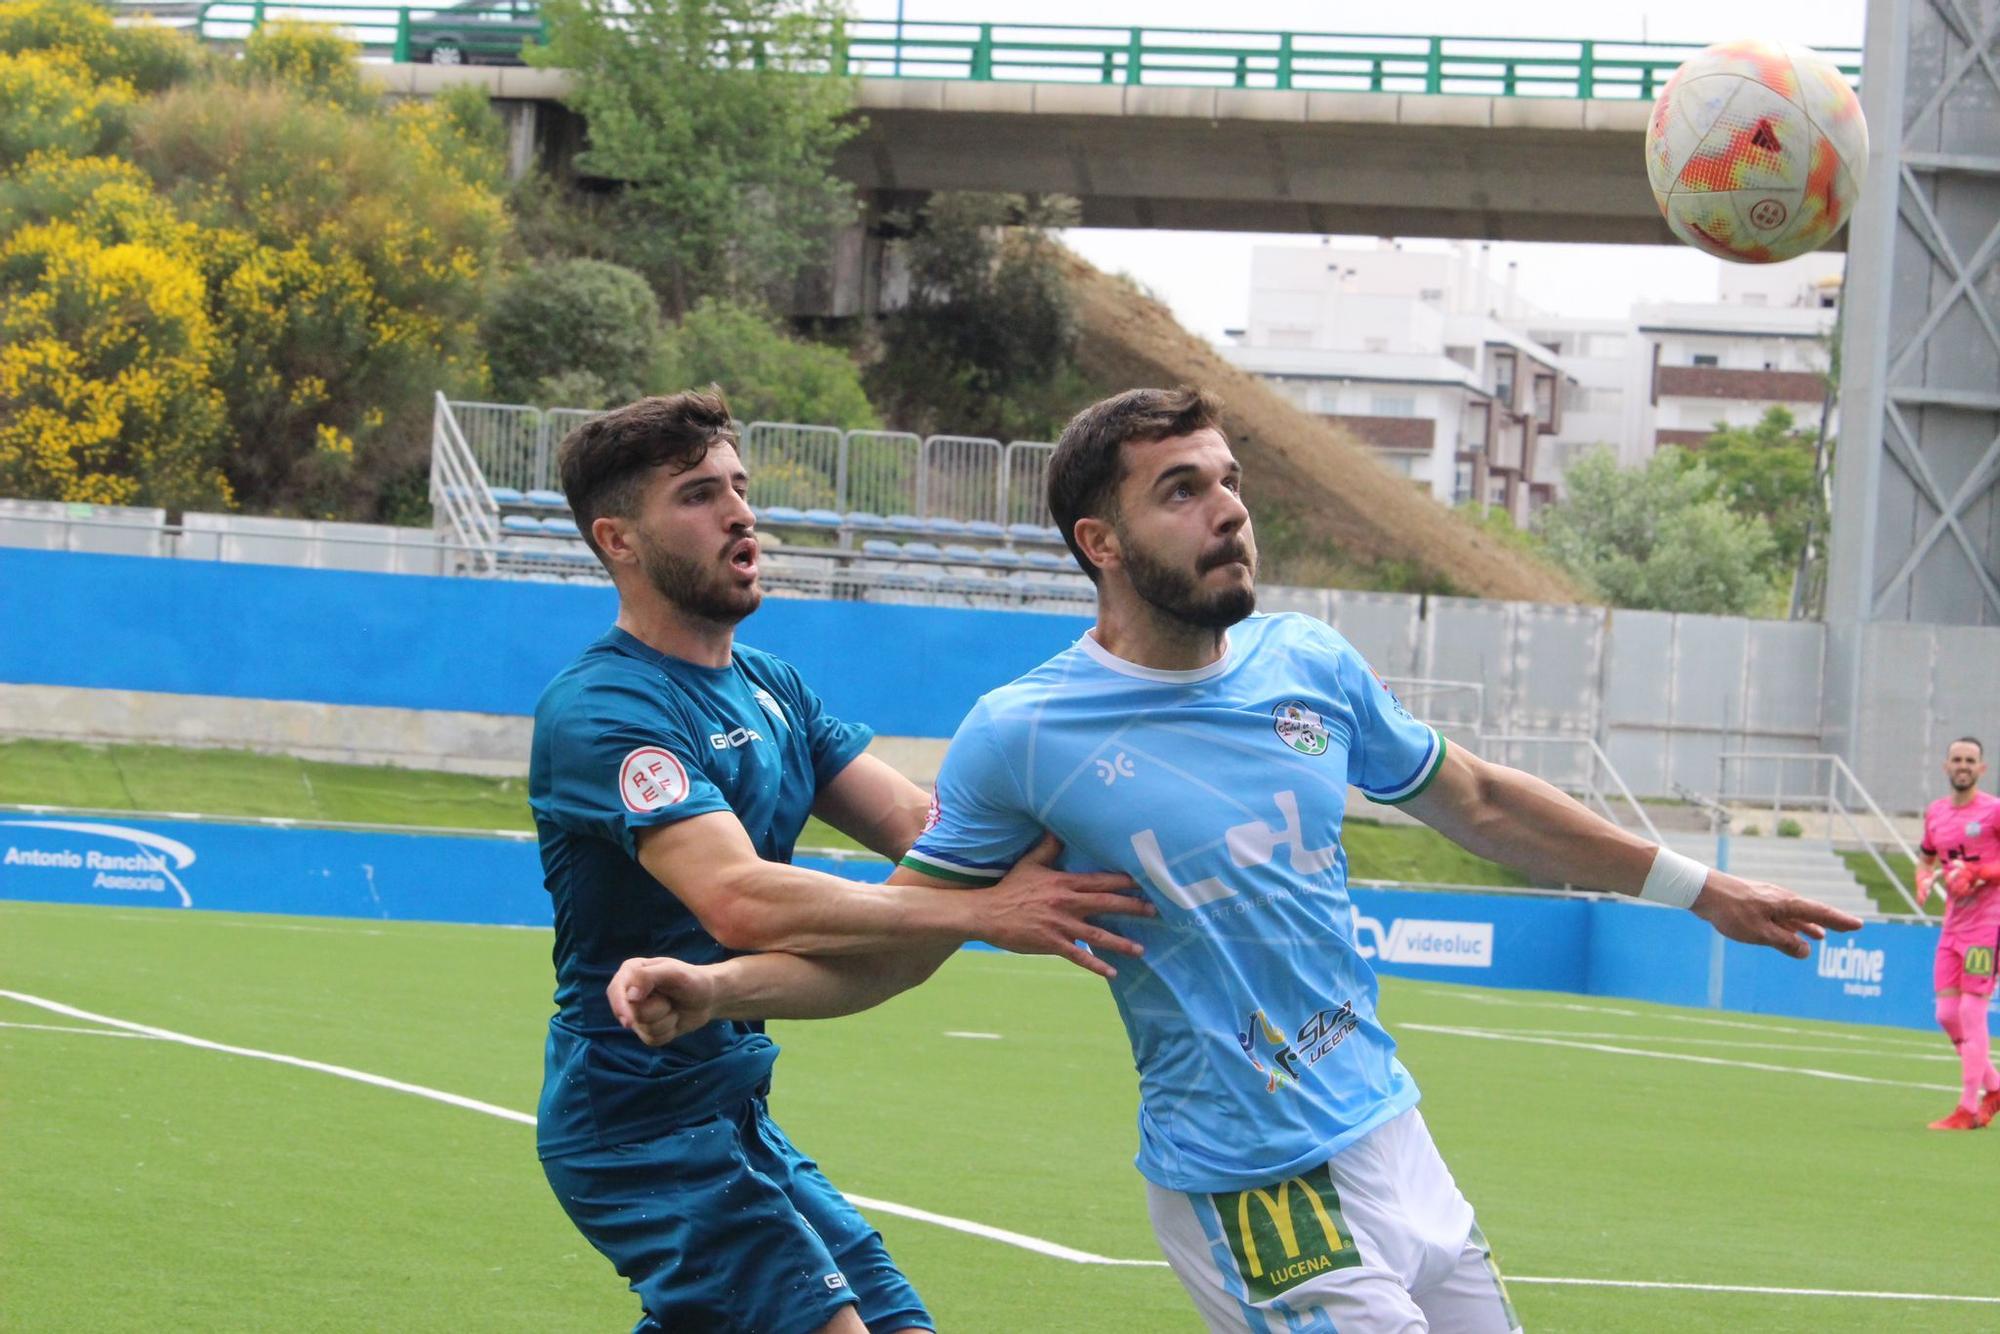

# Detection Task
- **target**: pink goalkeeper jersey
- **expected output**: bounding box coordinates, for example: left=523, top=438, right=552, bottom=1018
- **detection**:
left=1922, top=791, right=2000, bottom=936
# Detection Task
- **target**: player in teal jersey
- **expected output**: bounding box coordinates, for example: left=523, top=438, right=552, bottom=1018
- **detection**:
left=531, top=391, right=1149, bottom=1334
left=607, top=387, right=1861, bottom=1332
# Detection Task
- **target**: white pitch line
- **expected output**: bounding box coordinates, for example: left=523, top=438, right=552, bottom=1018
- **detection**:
left=1508, top=1276, right=2000, bottom=1304
left=1401, top=985, right=1941, bottom=1047
left=1459, top=1027, right=1958, bottom=1062
left=0, top=990, right=536, bottom=1126
left=943, top=1031, right=1004, bottom=1040
left=1404, top=1024, right=1959, bottom=1093
left=0, top=1020, right=160, bottom=1040
left=11, top=989, right=1999, bottom=1307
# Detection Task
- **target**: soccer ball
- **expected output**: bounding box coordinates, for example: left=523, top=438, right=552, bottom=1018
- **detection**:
left=1645, top=40, right=1869, bottom=264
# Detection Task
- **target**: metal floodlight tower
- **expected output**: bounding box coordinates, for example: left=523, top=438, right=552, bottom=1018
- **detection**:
left=1826, top=0, right=2000, bottom=774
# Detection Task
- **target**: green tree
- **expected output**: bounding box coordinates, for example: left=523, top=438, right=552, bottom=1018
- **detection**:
left=485, top=258, right=663, bottom=407
left=658, top=297, right=877, bottom=428
left=529, top=0, right=860, bottom=315
left=869, top=192, right=1090, bottom=440
left=1697, top=406, right=1822, bottom=573
left=1535, top=447, right=1778, bottom=615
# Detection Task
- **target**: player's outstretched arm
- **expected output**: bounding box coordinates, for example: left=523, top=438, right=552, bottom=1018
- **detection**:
left=638, top=817, right=1150, bottom=970
left=1400, top=745, right=1863, bottom=958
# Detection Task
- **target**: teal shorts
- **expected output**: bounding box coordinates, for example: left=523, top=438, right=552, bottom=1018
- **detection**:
left=542, top=1096, right=932, bottom=1334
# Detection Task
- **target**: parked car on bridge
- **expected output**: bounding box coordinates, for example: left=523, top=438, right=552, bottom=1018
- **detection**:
left=405, top=0, right=541, bottom=65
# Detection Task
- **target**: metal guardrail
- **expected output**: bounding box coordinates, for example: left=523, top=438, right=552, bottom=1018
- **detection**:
left=185, top=5, right=1861, bottom=99
left=1715, top=752, right=1924, bottom=915
left=429, top=391, right=500, bottom=569
left=1481, top=733, right=1664, bottom=844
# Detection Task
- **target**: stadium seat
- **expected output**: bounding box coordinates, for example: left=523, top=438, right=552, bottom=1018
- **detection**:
left=1006, top=522, right=1046, bottom=543
left=885, top=514, right=927, bottom=532
left=757, top=505, right=806, bottom=525
left=900, top=541, right=944, bottom=561
left=541, top=517, right=581, bottom=537
left=802, top=508, right=844, bottom=527
left=860, top=539, right=901, bottom=558
left=980, top=548, right=1025, bottom=568
left=1039, top=525, right=1066, bottom=544
left=964, top=520, right=1006, bottom=540
left=525, top=489, right=568, bottom=510
left=924, top=517, right=967, bottom=538
left=489, top=486, right=525, bottom=507
left=844, top=511, right=887, bottom=530
left=941, top=543, right=985, bottom=564
left=500, top=515, right=543, bottom=534
left=1024, top=549, right=1069, bottom=570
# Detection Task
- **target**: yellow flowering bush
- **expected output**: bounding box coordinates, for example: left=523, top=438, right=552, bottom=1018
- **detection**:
left=237, top=20, right=369, bottom=109
left=0, top=48, right=134, bottom=168
left=0, top=0, right=204, bottom=94
left=0, top=218, right=230, bottom=507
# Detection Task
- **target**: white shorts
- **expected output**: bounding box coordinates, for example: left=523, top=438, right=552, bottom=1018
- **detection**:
left=1146, top=1107, right=1520, bottom=1333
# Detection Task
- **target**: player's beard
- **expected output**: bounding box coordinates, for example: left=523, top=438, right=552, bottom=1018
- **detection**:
left=1951, top=770, right=1978, bottom=791
left=1122, top=529, right=1257, bottom=630
left=637, top=535, right=761, bottom=625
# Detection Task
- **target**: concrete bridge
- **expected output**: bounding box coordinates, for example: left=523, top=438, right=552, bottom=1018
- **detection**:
left=370, top=62, right=1682, bottom=248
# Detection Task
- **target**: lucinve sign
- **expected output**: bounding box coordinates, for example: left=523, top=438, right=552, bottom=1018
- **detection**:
left=1351, top=910, right=1494, bottom=968
left=0, top=820, right=196, bottom=906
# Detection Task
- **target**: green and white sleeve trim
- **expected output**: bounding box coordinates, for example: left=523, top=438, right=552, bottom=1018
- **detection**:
left=897, top=849, right=1006, bottom=886
left=1364, top=730, right=1448, bottom=806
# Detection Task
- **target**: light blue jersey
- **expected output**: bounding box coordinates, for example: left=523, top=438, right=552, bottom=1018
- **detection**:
left=902, top=613, right=1446, bottom=1193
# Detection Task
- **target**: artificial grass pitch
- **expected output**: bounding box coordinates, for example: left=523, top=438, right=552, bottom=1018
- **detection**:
left=3, top=900, right=1992, bottom=1332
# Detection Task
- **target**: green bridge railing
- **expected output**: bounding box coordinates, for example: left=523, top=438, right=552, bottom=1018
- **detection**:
left=192, top=5, right=1861, bottom=101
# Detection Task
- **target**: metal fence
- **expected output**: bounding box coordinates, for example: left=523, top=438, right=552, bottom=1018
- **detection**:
left=187, top=5, right=1860, bottom=100
left=451, top=401, right=1044, bottom=526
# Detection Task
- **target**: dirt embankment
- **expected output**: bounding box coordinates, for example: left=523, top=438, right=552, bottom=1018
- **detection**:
left=1061, top=252, right=1583, bottom=604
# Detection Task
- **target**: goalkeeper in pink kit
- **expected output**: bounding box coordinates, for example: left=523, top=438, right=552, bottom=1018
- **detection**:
left=1918, top=737, right=2000, bottom=1130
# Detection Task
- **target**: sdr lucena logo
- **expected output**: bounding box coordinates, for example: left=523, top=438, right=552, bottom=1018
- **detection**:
left=0, top=820, right=196, bottom=906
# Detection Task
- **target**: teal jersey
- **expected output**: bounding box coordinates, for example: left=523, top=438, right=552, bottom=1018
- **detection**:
left=529, top=628, right=872, bottom=1158
left=902, top=613, right=1445, bottom=1193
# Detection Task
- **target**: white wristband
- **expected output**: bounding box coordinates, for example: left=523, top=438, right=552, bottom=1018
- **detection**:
left=1640, top=847, right=1709, bottom=910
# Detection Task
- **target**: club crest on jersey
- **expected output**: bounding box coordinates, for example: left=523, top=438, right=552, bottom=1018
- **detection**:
left=1237, top=1009, right=1301, bottom=1092
left=751, top=687, right=790, bottom=730
left=1273, top=701, right=1328, bottom=757
left=922, top=790, right=941, bottom=835
left=619, top=747, right=689, bottom=812
left=1971, top=821, right=1984, bottom=837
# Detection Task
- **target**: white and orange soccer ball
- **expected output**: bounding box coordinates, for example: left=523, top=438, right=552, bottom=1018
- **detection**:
left=1645, top=39, right=1869, bottom=264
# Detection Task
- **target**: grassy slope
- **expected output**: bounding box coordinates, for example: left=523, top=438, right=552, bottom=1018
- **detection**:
left=1839, top=849, right=1931, bottom=917
left=1, top=902, right=1984, bottom=1333
left=0, top=738, right=1532, bottom=885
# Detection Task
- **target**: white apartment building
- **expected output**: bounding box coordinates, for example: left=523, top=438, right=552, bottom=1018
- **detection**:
left=1224, top=241, right=1842, bottom=512
left=1221, top=242, right=1568, bottom=523
left=1530, top=255, right=1840, bottom=469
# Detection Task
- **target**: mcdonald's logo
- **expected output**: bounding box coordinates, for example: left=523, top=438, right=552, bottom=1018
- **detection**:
left=1212, top=1164, right=1361, bottom=1301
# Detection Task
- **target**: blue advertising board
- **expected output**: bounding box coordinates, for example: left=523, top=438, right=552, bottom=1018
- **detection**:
left=0, top=813, right=1946, bottom=1032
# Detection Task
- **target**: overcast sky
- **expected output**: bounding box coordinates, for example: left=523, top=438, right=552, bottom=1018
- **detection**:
left=856, top=0, right=1871, bottom=336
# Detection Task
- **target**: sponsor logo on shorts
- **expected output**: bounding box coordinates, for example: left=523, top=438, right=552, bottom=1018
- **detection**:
left=1817, top=938, right=1884, bottom=997
left=1353, top=912, right=1494, bottom=968
left=1965, top=946, right=1995, bottom=980
left=1273, top=701, right=1329, bottom=757
left=1212, top=1163, right=1361, bottom=1301
left=619, top=747, right=690, bottom=812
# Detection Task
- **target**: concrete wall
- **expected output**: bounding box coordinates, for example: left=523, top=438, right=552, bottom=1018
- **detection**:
left=6, top=548, right=1994, bottom=813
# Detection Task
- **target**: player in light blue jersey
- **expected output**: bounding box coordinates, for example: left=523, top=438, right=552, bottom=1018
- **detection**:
left=607, top=387, right=1861, bottom=1332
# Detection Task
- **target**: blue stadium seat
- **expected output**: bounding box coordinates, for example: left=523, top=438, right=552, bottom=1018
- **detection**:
left=541, top=517, right=581, bottom=537
left=1006, top=522, right=1046, bottom=542
left=556, top=547, right=599, bottom=569
left=758, top=505, right=806, bottom=525
left=500, top=514, right=543, bottom=535
left=1040, top=525, right=1066, bottom=544
left=964, top=520, right=1006, bottom=540
left=489, top=486, right=525, bottom=507
left=525, top=489, right=568, bottom=510
left=845, top=511, right=887, bottom=530
left=942, top=573, right=994, bottom=594
left=802, top=508, right=844, bottom=528
left=900, top=541, right=944, bottom=561
left=1024, top=549, right=1069, bottom=571
left=885, top=514, right=927, bottom=532
left=980, top=548, right=1024, bottom=568
left=924, top=517, right=967, bottom=537
left=860, top=539, right=901, bottom=558
left=941, top=543, right=985, bottom=563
